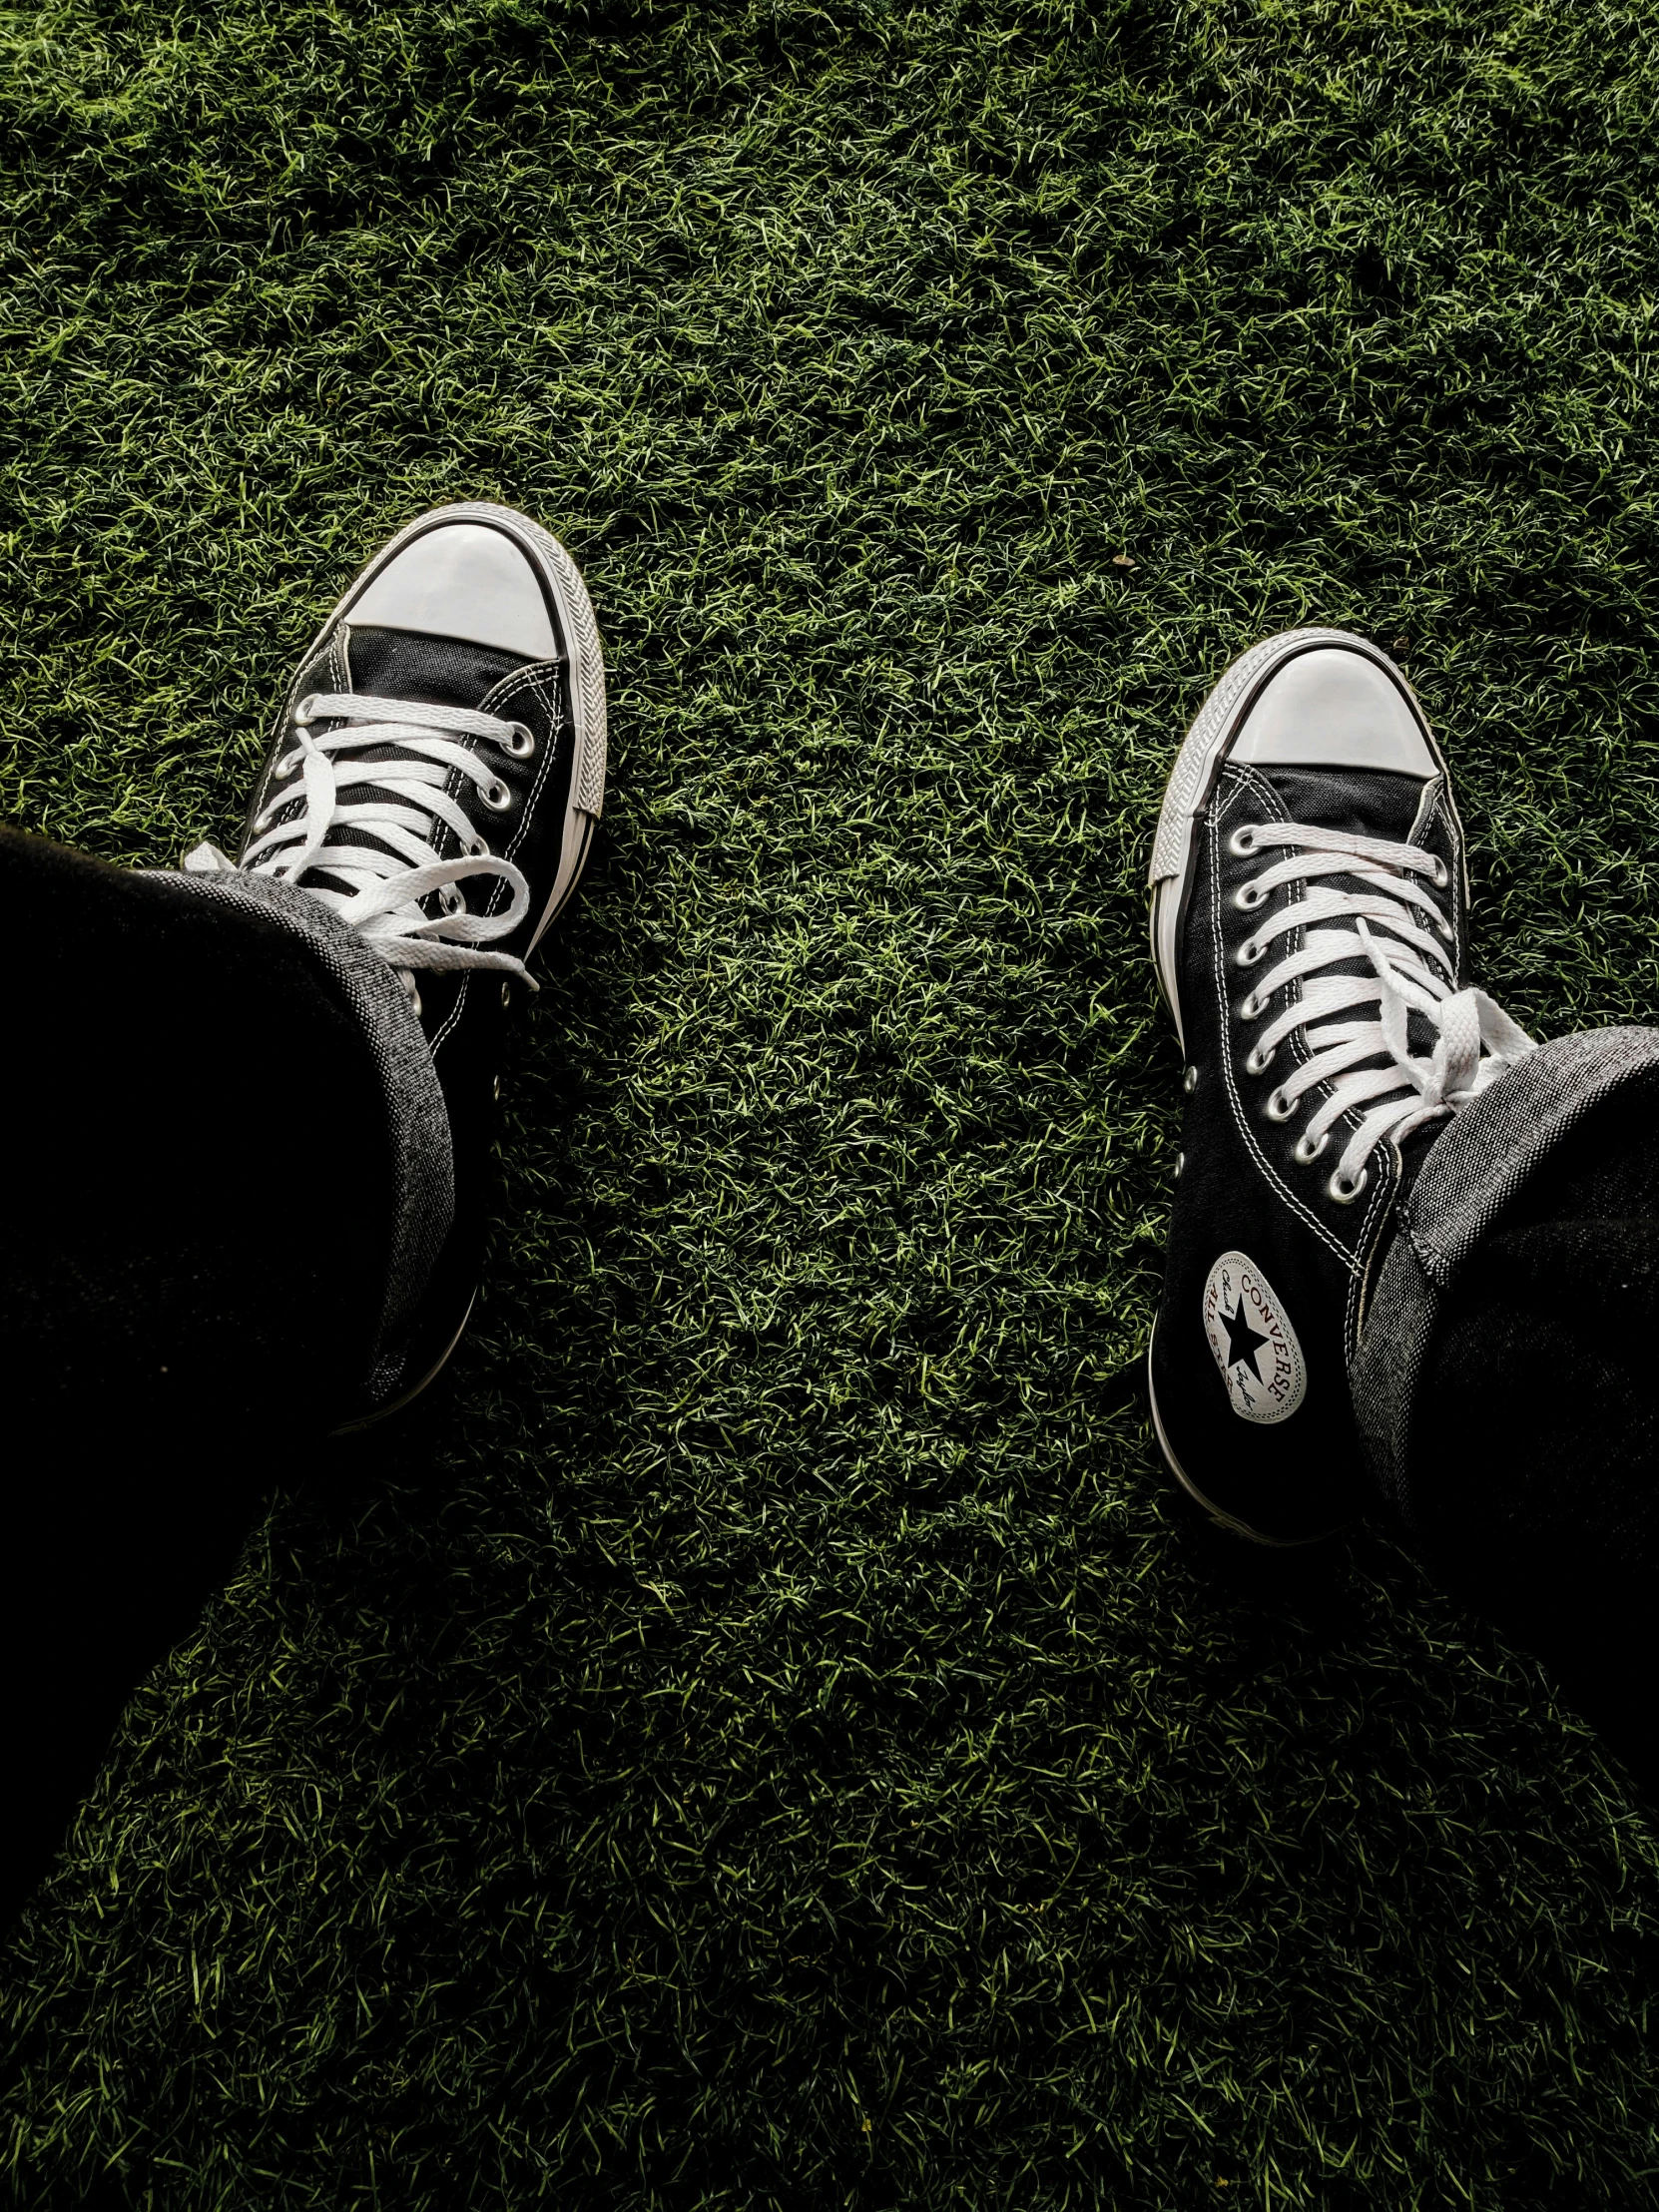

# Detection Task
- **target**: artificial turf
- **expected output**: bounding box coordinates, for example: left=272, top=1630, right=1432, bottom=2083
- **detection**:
left=3, top=0, right=1659, bottom=2203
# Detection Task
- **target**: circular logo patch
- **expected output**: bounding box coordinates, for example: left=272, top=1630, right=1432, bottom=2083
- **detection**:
left=1201, top=1251, right=1307, bottom=1424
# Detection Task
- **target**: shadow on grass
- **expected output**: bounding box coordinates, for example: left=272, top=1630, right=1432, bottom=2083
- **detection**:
left=1138, top=1373, right=1659, bottom=1814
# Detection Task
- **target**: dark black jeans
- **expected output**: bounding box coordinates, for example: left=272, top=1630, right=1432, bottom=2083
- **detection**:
left=1381, top=1072, right=1659, bottom=1791
left=1, top=821, right=400, bottom=1915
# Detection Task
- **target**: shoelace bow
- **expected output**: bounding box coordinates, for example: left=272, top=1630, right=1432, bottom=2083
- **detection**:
left=1233, top=819, right=1534, bottom=1200
left=184, top=690, right=537, bottom=1008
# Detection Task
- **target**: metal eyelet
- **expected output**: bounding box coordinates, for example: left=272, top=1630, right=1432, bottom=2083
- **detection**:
left=500, top=981, right=512, bottom=1008
left=295, top=695, right=318, bottom=722
left=1173, top=1150, right=1185, bottom=1179
left=273, top=755, right=296, bottom=780
left=1265, top=1088, right=1296, bottom=1123
left=1228, top=826, right=1259, bottom=857
left=483, top=780, right=513, bottom=812
left=505, top=723, right=535, bottom=760
left=1239, top=991, right=1265, bottom=1022
left=1436, top=916, right=1455, bottom=941
left=1244, top=1041, right=1276, bottom=1076
left=1293, top=1130, right=1329, bottom=1165
left=1429, top=857, right=1449, bottom=888
left=440, top=886, right=464, bottom=916
left=255, top=807, right=276, bottom=832
left=467, top=835, right=489, bottom=857
left=1235, top=938, right=1266, bottom=968
left=1233, top=882, right=1267, bottom=911
left=1183, top=1065, right=1198, bottom=1095
left=1328, top=1167, right=1369, bottom=1206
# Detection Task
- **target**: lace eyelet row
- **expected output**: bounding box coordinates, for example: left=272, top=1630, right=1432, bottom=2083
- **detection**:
left=1218, top=814, right=1461, bottom=1217
left=1239, top=1044, right=1371, bottom=1205
left=1232, top=820, right=1451, bottom=879
left=1292, top=1130, right=1367, bottom=1202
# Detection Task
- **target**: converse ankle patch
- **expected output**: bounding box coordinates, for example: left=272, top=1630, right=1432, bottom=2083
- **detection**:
left=1201, top=1251, right=1306, bottom=1423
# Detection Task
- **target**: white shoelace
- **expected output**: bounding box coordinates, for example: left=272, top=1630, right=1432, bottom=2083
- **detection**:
left=185, top=690, right=536, bottom=1008
left=1232, top=819, right=1535, bottom=1201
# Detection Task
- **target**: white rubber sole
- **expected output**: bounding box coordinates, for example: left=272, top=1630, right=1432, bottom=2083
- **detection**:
left=332, top=1291, right=478, bottom=1436
left=1145, top=1322, right=1338, bottom=1549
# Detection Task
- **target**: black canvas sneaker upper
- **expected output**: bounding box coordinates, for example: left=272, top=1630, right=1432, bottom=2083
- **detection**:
left=1146, top=630, right=1532, bottom=1543
left=186, top=501, right=607, bottom=1418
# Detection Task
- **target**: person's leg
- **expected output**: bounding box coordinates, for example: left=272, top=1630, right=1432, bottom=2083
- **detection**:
left=1144, top=626, right=1532, bottom=1544
left=0, top=823, right=424, bottom=1911
left=0, top=825, right=422, bottom=1431
left=1, top=499, right=609, bottom=1917
left=1140, top=623, right=1659, bottom=1785
left=1353, top=1040, right=1659, bottom=1786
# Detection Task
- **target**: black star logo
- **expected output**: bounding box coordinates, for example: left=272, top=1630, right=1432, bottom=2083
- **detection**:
left=1221, top=1295, right=1271, bottom=1383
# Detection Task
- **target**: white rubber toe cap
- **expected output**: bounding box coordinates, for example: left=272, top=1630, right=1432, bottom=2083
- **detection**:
left=1230, top=646, right=1436, bottom=776
left=344, top=520, right=557, bottom=659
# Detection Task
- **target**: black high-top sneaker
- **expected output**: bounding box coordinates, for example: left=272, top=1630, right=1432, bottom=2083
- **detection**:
left=187, top=502, right=606, bottom=1420
left=1146, top=630, right=1532, bottom=1543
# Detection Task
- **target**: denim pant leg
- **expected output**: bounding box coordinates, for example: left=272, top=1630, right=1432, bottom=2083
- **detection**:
left=0, top=820, right=451, bottom=1914
left=1354, top=1031, right=1659, bottom=1787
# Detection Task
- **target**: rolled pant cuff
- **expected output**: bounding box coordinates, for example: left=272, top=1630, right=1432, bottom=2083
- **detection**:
left=1353, top=1026, right=1659, bottom=1525
left=158, top=864, right=455, bottom=1411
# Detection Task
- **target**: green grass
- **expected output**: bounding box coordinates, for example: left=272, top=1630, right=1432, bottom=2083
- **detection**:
left=3, top=0, right=1659, bottom=2203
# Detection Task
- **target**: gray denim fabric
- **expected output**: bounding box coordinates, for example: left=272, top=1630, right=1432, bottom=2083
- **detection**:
left=153, top=865, right=454, bottom=1406
left=1352, top=1026, right=1659, bottom=1522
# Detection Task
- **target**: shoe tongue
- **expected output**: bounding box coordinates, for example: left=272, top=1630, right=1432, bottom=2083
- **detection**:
left=1257, top=765, right=1431, bottom=844
left=344, top=624, right=529, bottom=709
left=1256, top=764, right=1447, bottom=1069
left=283, top=625, right=533, bottom=899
